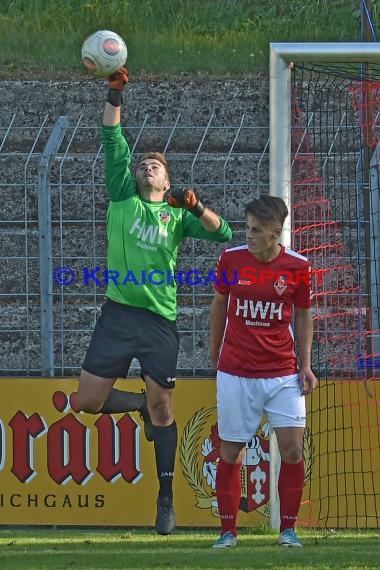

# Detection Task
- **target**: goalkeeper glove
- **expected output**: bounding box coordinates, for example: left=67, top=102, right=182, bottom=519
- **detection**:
left=167, top=188, right=205, bottom=218
left=106, top=66, right=129, bottom=107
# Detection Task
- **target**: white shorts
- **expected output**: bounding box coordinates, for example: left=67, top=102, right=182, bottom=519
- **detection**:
left=216, top=371, right=306, bottom=443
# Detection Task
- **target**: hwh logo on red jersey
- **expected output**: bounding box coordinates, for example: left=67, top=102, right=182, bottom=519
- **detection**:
left=235, top=299, right=284, bottom=320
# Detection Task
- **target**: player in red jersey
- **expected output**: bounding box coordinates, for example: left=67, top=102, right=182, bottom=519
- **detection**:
left=210, top=195, right=318, bottom=548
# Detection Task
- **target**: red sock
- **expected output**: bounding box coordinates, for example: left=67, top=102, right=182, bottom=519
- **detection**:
left=278, top=459, right=305, bottom=532
left=215, top=458, right=242, bottom=537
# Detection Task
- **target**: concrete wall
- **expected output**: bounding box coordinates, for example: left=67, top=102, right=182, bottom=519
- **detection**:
left=0, top=78, right=269, bottom=376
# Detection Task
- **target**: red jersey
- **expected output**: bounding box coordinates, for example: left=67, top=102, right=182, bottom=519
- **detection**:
left=214, top=245, right=312, bottom=378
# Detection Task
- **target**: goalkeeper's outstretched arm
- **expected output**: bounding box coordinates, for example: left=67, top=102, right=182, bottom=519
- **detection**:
left=103, top=67, right=129, bottom=126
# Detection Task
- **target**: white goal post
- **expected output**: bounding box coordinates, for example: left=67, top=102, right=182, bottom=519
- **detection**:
left=268, top=42, right=380, bottom=530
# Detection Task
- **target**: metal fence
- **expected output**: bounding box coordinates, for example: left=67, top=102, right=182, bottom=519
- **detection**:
left=0, top=112, right=268, bottom=376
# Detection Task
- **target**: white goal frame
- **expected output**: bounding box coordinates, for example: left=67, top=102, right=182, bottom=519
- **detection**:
left=268, top=42, right=380, bottom=529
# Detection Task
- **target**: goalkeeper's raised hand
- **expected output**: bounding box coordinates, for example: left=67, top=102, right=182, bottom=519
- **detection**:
left=106, top=67, right=129, bottom=107
left=167, top=188, right=205, bottom=218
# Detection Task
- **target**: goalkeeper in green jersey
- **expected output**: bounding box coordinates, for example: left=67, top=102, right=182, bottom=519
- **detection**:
left=75, top=68, right=232, bottom=535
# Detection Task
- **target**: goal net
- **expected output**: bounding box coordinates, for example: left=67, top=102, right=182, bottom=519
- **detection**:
left=270, top=43, right=380, bottom=529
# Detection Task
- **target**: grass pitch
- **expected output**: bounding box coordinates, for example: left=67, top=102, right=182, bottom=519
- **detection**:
left=0, top=527, right=379, bottom=569
left=0, top=0, right=359, bottom=77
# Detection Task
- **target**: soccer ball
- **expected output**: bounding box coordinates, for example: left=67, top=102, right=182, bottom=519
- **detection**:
left=81, top=30, right=128, bottom=76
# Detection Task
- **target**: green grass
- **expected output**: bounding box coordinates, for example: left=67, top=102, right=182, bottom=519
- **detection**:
left=0, top=528, right=379, bottom=569
left=0, top=0, right=365, bottom=77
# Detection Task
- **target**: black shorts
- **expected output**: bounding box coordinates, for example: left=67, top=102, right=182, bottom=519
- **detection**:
left=82, top=299, right=179, bottom=389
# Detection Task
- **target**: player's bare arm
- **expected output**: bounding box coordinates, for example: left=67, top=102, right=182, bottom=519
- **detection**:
left=103, top=102, right=121, bottom=126
left=209, top=291, right=229, bottom=369
left=294, top=307, right=318, bottom=395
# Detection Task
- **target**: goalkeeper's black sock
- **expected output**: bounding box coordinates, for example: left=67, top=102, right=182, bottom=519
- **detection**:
left=99, top=389, right=145, bottom=413
left=153, top=421, right=178, bottom=500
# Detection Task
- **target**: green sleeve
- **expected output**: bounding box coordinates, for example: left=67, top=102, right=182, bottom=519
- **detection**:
left=101, top=124, right=138, bottom=202
left=182, top=211, right=232, bottom=242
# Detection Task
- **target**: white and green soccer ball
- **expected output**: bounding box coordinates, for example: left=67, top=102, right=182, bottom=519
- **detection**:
left=81, top=30, right=128, bottom=76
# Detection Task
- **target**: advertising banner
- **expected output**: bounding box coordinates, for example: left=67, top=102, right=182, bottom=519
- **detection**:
left=0, top=378, right=378, bottom=527
left=0, top=378, right=226, bottom=526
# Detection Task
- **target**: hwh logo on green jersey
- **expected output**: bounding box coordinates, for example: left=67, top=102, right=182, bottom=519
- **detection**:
left=129, top=218, right=168, bottom=245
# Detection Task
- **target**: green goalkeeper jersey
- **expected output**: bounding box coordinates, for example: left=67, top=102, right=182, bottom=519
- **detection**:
left=101, top=124, right=232, bottom=321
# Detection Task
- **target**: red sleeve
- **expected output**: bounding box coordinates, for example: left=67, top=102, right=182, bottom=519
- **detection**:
left=294, top=264, right=312, bottom=309
left=213, top=251, right=230, bottom=295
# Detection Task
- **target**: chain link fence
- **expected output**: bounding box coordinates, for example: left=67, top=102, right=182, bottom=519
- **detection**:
left=0, top=111, right=269, bottom=376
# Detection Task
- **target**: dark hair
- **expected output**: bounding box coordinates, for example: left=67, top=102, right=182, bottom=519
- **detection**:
left=245, top=196, right=288, bottom=226
left=136, top=152, right=170, bottom=179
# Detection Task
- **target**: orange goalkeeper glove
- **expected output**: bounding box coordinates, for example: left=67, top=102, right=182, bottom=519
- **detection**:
left=106, top=66, right=129, bottom=107
left=167, top=188, right=205, bottom=218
